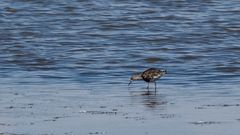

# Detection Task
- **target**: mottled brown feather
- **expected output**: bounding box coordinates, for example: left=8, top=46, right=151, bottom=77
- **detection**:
left=141, top=68, right=164, bottom=82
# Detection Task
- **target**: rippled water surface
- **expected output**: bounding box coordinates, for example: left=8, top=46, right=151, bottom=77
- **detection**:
left=0, top=0, right=240, bottom=135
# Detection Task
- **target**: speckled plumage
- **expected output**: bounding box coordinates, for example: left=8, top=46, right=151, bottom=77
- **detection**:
left=141, top=68, right=164, bottom=82
left=128, top=68, right=167, bottom=91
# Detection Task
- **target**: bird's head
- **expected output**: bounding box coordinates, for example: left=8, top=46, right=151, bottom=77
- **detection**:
left=128, top=73, right=142, bottom=86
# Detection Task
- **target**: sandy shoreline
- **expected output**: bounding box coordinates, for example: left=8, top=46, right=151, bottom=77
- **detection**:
left=1, top=84, right=240, bottom=135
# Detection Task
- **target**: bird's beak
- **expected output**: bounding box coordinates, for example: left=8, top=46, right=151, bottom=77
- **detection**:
left=128, top=80, right=132, bottom=86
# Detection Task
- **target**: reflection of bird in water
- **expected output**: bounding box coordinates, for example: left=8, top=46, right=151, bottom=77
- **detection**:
left=128, top=68, right=167, bottom=91
left=129, top=91, right=167, bottom=109
left=144, top=94, right=167, bottom=109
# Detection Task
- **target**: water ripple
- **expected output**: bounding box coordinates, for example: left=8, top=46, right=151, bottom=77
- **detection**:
left=0, top=0, right=239, bottom=88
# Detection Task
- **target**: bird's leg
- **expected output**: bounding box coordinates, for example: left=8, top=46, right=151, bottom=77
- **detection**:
left=147, top=82, right=149, bottom=91
left=154, top=81, right=157, bottom=92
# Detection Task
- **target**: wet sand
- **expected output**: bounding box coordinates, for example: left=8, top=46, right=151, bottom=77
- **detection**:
left=1, top=83, right=240, bottom=135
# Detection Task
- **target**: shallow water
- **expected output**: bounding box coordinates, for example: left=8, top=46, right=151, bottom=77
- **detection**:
left=0, top=0, right=240, bottom=135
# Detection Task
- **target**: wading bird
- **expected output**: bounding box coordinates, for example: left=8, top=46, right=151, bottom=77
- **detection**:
left=128, top=68, right=167, bottom=91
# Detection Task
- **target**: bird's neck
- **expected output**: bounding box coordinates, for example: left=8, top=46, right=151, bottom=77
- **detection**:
left=132, top=74, right=143, bottom=80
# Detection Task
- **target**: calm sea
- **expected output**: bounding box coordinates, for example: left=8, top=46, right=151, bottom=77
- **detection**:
left=0, top=0, right=240, bottom=134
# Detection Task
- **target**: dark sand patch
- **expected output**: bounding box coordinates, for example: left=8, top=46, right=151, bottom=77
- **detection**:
left=189, top=121, right=222, bottom=125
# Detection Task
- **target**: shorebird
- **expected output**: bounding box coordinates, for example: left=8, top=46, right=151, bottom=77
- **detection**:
left=128, top=68, right=167, bottom=91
